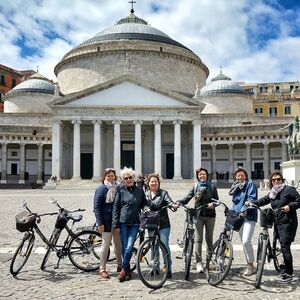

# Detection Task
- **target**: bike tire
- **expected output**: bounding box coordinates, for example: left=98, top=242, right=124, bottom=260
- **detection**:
left=273, top=237, right=285, bottom=272
left=68, top=230, right=102, bottom=272
left=255, top=236, right=268, bottom=288
left=184, top=237, right=193, bottom=281
left=136, top=238, right=169, bottom=289
left=40, top=228, right=62, bottom=270
left=10, top=232, right=35, bottom=276
left=205, top=238, right=233, bottom=286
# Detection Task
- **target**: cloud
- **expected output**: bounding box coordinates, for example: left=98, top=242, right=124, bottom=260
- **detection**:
left=0, top=0, right=299, bottom=84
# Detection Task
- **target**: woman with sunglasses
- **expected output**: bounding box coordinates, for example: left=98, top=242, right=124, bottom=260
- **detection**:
left=248, top=170, right=300, bottom=283
left=112, top=167, right=148, bottom=282
left=93, top=168, right=122, bottom=280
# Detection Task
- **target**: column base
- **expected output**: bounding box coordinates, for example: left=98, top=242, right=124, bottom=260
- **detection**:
left=92, top=176, right=101, bottom=182
left=19, top=180, right=25, bottom=184
left=36, top=180, right=43, bottom=184
left=71, top=177, right=81, bottom=182
left=172, top=176, right=182, bottom=180
left=0, top=180, right=7, bottom=184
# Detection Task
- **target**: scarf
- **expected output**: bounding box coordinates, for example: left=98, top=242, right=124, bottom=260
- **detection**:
left=195, top=181, right=208, bottom=204
left=229, top=181, right=247, bottom=196
left=104, top=180, right=117, bottom=203
left=269, top=183, right=286, bottom=199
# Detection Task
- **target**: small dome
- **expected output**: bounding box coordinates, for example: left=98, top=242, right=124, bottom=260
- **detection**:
left=7, top=72, right=55, bottom=95
left=73, top=12, right=191, bottom=52
left=200, top=72, right=245, bottom=96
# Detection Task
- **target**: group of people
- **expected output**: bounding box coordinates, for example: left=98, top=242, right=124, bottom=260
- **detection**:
left=93, top=165, right=300, bottom=284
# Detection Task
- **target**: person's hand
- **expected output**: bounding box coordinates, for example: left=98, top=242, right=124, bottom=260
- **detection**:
left=207, top=203, right=214, bottom=209
left=143, top=208, right=151, bottom=213
left=170, top=203, right=179, bottom=212
left=282, top=205, right=290, bottom=213
left=97, top=225, right=104, bottom=233
left=245, top=201, right=253, bottom=208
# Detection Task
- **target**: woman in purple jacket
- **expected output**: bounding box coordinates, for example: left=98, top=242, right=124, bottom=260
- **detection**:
left=94, top=168, right=122, bottom=280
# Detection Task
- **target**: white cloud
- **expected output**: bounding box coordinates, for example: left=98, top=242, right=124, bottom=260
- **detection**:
left=0, top=0, right=299, bottom=83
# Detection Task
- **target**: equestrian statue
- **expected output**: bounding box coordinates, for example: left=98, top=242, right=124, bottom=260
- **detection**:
left=287, top=116, right=300, bottom=160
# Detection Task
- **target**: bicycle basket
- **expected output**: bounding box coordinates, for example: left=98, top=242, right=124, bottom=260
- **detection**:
left=55, top=211, right=69, bottom=229
left=225, top=210, right=244, bottom=231
left=15, top=211, right=36, bottom=232
left=260, top=208, right=274, bottom=228
left=139, top=210, right=160, bottom=230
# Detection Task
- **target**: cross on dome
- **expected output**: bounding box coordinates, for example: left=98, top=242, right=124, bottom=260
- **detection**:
left=129, top=0, right=136, bottom=13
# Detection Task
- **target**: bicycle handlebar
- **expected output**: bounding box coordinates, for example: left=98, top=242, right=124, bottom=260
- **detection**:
left=245, top=202, right=282, bottom=213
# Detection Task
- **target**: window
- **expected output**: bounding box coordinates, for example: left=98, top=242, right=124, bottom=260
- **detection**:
left=202, top=151, right=208, bottom=158
left=274, top=162, right=280, bottom=170
left=276, top=85, right=280, bottom=91
left=255, top=107, right=263, bottom=114
left=290, top=85, right=294, bottom=91
left=269, top=107, right=277, bottom=117
left=0, top=74, right=5, bottom=85
left=12, top=78, right=17, bottom=88
left=284, top=106, right=291, bottom=115
left=11, top=151, right=18, bottom=157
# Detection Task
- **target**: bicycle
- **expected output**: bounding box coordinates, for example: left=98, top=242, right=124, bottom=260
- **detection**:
left=248, top=204, right=284, bottom=288
left=205, top=199, right=246, bottom=286
left=10, top=199, right=102, bottom=276
left=136, top=207, right=170, bottom=289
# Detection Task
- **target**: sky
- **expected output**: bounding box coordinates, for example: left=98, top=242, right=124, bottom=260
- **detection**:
left=1, top=0, right=300, bottom=84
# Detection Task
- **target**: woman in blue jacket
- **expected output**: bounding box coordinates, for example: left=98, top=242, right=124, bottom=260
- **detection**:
left=229, top=167, right=257, bottom=276
left=94, top=168, right=122, bottom=280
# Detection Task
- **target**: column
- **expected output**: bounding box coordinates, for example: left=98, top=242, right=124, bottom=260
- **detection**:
left=19, top=143, right=25, bottom=184
left=193, top=120, right=201, bottom=174
left=36, top=143, right=44, bottom=184
left=281, top=141, right=288, bottom=163
left=1, top=143, right=7, bottom=183
left=51, top=119, right=61, bottom=180
left=245, top=142, right=251, bottom=174
left=228, top=143, right=234, bottom=182
left=211, top=142, right=217, bottom=181
left=92, top=120, right=102, bottom=181
left=72, top=119, right=81, bottom=181
left=173, top=120, right=182, bottom=180
left=113, top=120, right=122, bottom=173
left=263, top=141, right=270, bottom=179
left=153, top=120, right=162, bottom=176
left=134, top=120, right=143, bottom=175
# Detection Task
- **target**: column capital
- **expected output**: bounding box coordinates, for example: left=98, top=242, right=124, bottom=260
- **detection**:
left=133, top=120, right=143, bottom=125
left=210, top=142, right=217, bottom=147
left=19, top=142, right=26, bottom=147
left=173, top=120, right=183, bottom=125
left=37, top=142, right=44, bottom=148
left=112, top=120, right=122, bottom=125
left=263, top=141, right=270, bottom=146
left=92, top=119, right=102, bottom=125
left=1, top=142, right=8, bottom=147
left=153, top=120, right=163, bottom=125
left=72, top=119, right=81, bottom=125
left=52, top=118, right=62, bottom=125
left=281, top=140, right=288, bottom=145
left=192, top=120, right=202, bottom=126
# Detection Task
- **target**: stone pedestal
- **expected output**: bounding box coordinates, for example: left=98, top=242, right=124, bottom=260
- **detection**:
left=281, top=160, right=300, bottom=185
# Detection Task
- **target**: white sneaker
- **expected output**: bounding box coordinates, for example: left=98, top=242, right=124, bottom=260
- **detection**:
left=196, top=262, right=204, bottom=273
left=243, top=266, right=256, bottom=276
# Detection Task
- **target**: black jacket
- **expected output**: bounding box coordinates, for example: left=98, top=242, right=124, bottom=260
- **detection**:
left=112, top=185, right=148, bottom=228
left=253, top=185, right=300, bottom=243
left=179, top=183, right=219, bottom=218
left=145, top=189, right=174, bottom=229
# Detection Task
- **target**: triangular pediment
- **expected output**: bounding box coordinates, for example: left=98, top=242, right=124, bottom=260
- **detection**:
left=50, top=75, right=198, bottom=107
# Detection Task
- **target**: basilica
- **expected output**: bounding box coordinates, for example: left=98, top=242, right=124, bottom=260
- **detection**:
left=0, top=8, right=293, bottom=186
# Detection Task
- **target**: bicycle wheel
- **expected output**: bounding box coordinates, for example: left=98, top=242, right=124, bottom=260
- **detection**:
left=41, top=228, right=62, bottom=270
left=255, top=236, right=268, bottom=289
left=10, top=232, right=35, bottom=276
left=184, top=237, right=193, bottom=280
left=68, top=230, right=102, bottom=271
left=136, top=238, right=169, bottom=289
left=273, top=237, right=285, bottom=272
left=205, top=238, right=233, bottom=286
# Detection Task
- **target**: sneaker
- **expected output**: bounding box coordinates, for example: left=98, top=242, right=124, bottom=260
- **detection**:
left=196, top=262, right=204, bottom=273
left=243, top=266, right=256, bottom=276
left=278, top=273, right=293, bottom=284
left=100, top=270, right=110, bottom=280
left=118, top=270, right=126, bottom=282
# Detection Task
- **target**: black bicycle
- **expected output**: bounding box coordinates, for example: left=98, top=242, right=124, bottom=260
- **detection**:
left=10, top=200, right=102, bottom=276
left=205, top=199, right=246, bottom=286
left=136, top=207, right=170, bottom=289
left=249, top=204, right=284, bottom=288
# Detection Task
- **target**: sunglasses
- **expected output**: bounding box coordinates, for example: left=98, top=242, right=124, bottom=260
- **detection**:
left=123, top=176, right=133, bottom=181
left=271, top=178, right=282, bottom=182
left=105, top=168, right=116, bottom=172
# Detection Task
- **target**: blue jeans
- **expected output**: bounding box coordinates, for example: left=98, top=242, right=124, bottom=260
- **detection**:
left=159, top=226, right=172, bottom=272
left=120, top=223, right=139, bottom=271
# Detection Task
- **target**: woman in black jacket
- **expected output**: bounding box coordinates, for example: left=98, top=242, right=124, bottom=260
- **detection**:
left=250, top=171, right=300, bottom=283
left=145, top=173, right=178, bottom=278
left=177, top=167, right=219, bottom=273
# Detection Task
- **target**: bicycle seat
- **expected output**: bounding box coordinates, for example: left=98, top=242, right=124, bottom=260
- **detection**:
left=68, top=214, right=83, bottom=222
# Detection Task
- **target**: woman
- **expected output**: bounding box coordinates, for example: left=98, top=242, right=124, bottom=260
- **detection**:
left=93, top=168, right=122, bottom=280
left=177, top=167, right=218, bottom=273
left=112, top=167, right=148, bottom=282
left=250, top=171, right=300, bottom=283
left=229, top=167, right=257, bottom=276
left=145, top=173, right=178, bottom=278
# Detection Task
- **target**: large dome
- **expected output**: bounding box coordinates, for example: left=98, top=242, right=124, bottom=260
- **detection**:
left=55, top=10, right=209, bottom=95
